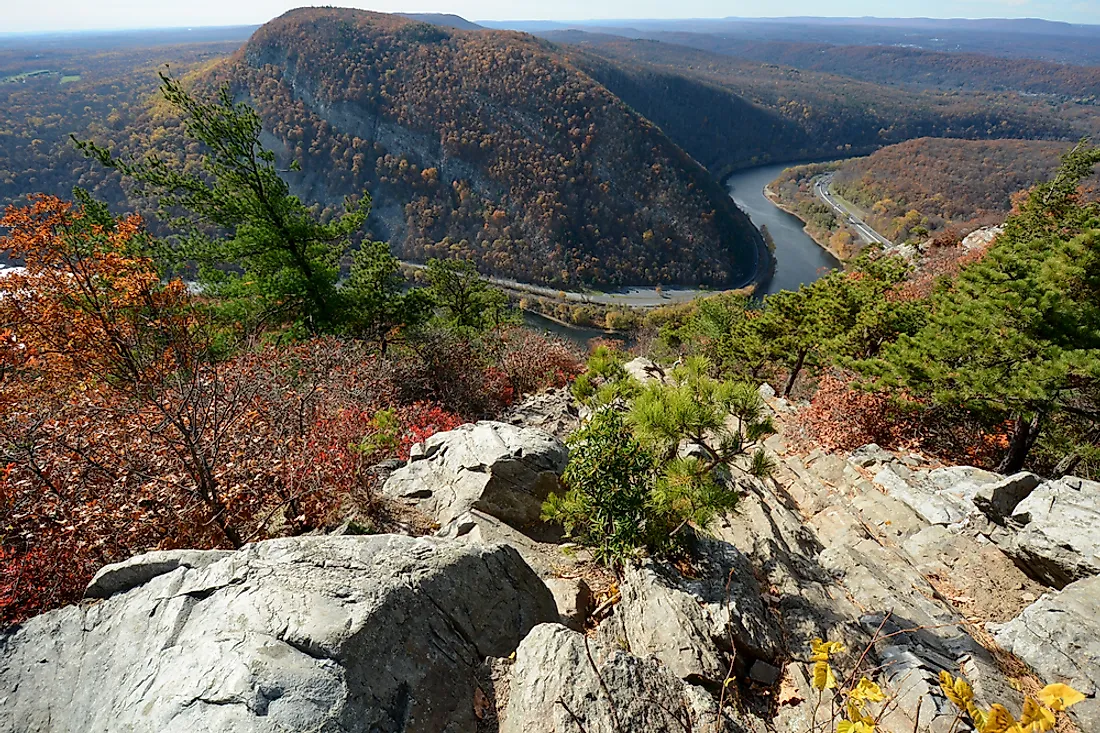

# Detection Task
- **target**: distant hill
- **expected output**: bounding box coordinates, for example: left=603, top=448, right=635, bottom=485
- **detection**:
left=202, top=9, right=765, bottom=288
left=551, top=34, right=1084, bottom=177
left=400, top=14, right=483, bottom=31
left=830, top=137, right=1084, bottom=236
left=589, top=34, right=1100, bottom=99
left=504, top=16, right=1100, bottom=65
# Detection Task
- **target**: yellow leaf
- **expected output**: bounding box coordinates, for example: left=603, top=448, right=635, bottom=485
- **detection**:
left=954, top=677, right=975, bottom=705
left=851, top=677, right=886, bottom=703
left=1038, top=683, right=1086, bottom=712
left=969, top=705, right=988, bottom=731
left=837, top=722, right=875, bottom=733
left=811, top=638, right=845, bottom=662
left=813, top=660, right=838, bottom=691
left=1020, top=697, right=1056, bottom=732
left=940, top=671, right=966, bottom=709
left=981, top=704, right=1023, bottom=733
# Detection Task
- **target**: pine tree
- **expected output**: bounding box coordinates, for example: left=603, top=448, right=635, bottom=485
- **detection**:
left=73, top=73, right=416, bottom=339
left=856, top=144, right=1100, bottom=472
left=423, top=258, right=515, bottom=335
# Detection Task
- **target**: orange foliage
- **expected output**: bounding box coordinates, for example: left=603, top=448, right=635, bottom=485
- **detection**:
left=794, top=372, right=1010, bottom=468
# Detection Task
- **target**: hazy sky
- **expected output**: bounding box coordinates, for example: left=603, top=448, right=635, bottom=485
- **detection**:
left=5, top=0, right=1100, bottom=34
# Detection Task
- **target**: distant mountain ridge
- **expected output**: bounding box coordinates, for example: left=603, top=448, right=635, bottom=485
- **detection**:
left=213, top=8, right=765, bottom=288
left=400, top=14, right=483, bottom=31
left=551, top=33, right=1083, bottom=178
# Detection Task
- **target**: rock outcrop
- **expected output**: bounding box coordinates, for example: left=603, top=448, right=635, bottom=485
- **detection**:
left=992, top=576, right=1100, bottom=731
left=598, top=535, right=784, bottom=685
left=988, top=475, right=1100, bottom=588
left=498, top=387, right=581, bottom=440
left=871, top=455, right=1100, bottom=589
left=6, top=390, right=1099, bottom=733
left=496, top=623, right=741, bottom=733
left=381, top=421, right=568, bottom=528
left=0, top=535, right=557, bottom=733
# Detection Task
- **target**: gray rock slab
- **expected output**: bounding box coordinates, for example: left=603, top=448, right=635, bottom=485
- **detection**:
left=0, top=535, right=557, bottom=733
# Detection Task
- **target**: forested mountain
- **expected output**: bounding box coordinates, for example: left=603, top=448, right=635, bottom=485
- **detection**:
left=613, top=35, right=1100, bottom=100
left=192, top=9, right=765, bottom=288
left=829, top=138, right=1093, bottom=236
left=0, top=39, right=245, bottom=214
left=4, top=10, right=1097, bottom=288
left=551, top=34, right=1089, bottom=178
left=0, top=12, right=766, bottom=289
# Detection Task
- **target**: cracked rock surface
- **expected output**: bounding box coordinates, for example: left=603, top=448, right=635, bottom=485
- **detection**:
left=0, top=535, right=557, bottom=733
left=497, top=623, right=751, bottom=733
left=992, top=576, right=1100, bottom=731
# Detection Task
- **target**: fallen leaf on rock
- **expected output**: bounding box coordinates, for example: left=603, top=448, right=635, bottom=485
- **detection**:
left=474, top=686, right=491, bottom=720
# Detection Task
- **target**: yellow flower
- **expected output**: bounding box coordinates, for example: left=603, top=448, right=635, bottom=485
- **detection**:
left=1037, top=683, right=1086, bottom=712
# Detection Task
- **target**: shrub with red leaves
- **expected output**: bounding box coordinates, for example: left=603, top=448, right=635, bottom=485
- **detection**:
left=793, top=372, right=1010, bottom=468
left=497, top=328, right=584, bottom=396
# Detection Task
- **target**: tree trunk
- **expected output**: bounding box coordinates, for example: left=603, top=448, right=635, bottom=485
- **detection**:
left=996, top=412, right=1042, bottom=474
left=783, top=349, right=808, bottom=397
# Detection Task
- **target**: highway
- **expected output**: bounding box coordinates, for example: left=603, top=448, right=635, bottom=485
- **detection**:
left=813, top=173, right=892, bottom=247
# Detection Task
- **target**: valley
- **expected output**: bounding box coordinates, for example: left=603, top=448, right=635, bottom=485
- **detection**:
left=2, top=10, right=1100, bottom=733
left=4, top=12, right=1097, bottom=295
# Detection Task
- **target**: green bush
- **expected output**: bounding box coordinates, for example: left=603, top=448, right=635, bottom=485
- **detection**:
left=547, top=353, right=777, bottom=566
left=543, top=409, right=665, bottom=565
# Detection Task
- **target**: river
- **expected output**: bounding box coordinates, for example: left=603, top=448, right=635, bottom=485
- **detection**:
left=523, top=162, right=840, bottom=345
left=725, top=163, right=840, bottom=296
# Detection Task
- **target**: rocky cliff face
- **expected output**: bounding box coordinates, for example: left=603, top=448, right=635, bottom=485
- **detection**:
left=2, top=390, right=1097, bottom=733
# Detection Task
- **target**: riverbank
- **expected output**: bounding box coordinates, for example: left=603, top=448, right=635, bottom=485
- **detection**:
left=762, top=184, right=850, bottom=263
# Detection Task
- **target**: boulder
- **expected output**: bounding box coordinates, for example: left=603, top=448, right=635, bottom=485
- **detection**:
left=992, top=576, right=1100, bottom=731
left=849, top=443, right=896, bottom=469
left=972, top=471, right=1042, bottom=522
left=544, top=577, right=593, bottom=632
left=873, top=465, right=1000, bottom=526
left=600, top=535, right=784, bottom=684
left=875, top=465, right=968, bottom=525
left=960, top=225, right=1002, bottom=252
left=623, top=356, right=665, bottom=384
left=498, top=623, right=742, bottom=733
left=0, top=535, right=557, bottom=733
left=381, top=421, right=568, bottom=527
left=84, top=548, right=232, bottom=599
left=990, top=475, right=1100, bottom=588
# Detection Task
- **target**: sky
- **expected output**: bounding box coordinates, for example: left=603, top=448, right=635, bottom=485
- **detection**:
left=4, top=0, right=1100, bottom=34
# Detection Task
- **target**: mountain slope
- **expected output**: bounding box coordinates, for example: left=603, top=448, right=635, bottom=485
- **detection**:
left=830, top=137, right=1087, bottom=235
left=548, top=34, right=1085, bottom=178
left=211, top=9, right=765, bottom=289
